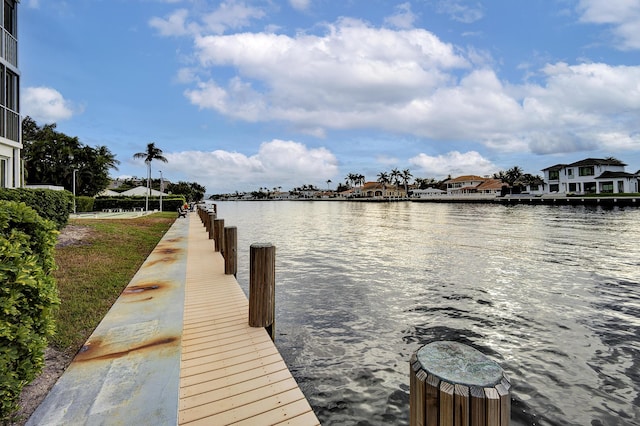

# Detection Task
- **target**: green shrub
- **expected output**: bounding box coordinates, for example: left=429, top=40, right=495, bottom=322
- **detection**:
left=93, top=196, right=186, bottom=212
left=0, top=201, right=60, bottom=420
left=75, top=196, right=94, bottom=213
left=0, top=188, right=73, bottom=230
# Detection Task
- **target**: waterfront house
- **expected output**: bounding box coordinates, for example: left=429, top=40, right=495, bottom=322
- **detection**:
left=356, top=181, right=407, bottom=198
left=413, top=187, right=445, bottom=198
left=475, top=179, right=505, bottom=196
left=445, top=175, right=487, bottom=195
left=445, top=176, right=506, bottom=196
left=516, top=175, right=547, bottom=195
left=542, top=158, right=638, bottom=194
left=0, top=0, right=20, bottom=188
left=271, top=191, right=291, bottom=200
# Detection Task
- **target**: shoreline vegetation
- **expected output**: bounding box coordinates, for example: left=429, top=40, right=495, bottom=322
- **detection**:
left=12, top=212, right=176, bottom=426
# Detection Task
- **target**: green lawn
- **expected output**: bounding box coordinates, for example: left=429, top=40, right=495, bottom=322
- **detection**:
left=51, top=212, right=176, bottom=353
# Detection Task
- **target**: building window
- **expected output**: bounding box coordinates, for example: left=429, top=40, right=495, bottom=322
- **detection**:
left=600, top=182, right=614, bottom=193
left=584, top=182, right=596, bottom=193
left=569, top=183, right=578, bottom=192
left=579, top=166, right=595, bottom=176
left=0, top=157, right=6, bottom=188
left=549, top=170, right=559, bottom=180
left=530, top=184, right=539, bottom=191
left=4, top=0, right=17, bottom=37
left=0, top=64, right=4, bottom=105
left=4, top=69, right=18, bottom=111
left=618, top=181, right=624, bottom=193
left=550, top=183, right=559, bottom=192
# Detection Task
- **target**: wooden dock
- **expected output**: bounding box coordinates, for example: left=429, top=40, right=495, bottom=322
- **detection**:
left=179, top=213, right=320, bottom=425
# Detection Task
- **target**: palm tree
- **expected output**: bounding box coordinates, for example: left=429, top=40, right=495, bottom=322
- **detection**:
left=133, top=142, right=168, bottom=211
left=345, top=173, right=356, bottom=188
left=391, top=168, right=401, bottom=188
left=401, top=168, right=412, bottom=197
left=377, top=172, right=389, bottom=187
left=505, top=166, right=523, bottom=186
left=604, top=156, right=624, bottom=165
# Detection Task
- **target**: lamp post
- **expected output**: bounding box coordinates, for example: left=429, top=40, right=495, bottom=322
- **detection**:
left=159, top=170, right=163, bottom=212
left=72, top=168, right=78, bottom=214
left=69, top=153, right=78, bottom=214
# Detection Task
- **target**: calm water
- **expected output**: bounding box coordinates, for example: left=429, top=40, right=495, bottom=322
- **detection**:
left=214, top=201, right=640, bottom=426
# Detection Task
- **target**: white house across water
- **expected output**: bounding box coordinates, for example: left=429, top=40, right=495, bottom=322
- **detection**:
left=542, top=158, right=639, bottom=195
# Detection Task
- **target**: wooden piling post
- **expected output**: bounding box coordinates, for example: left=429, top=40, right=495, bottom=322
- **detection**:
left=213, top=219, right=225, bottom=253
left=409, top=341, right=510, bottom=426
left=208, top=211, right=216, bottom=239
left=203, top=209, right=210, bottom=233
left=224, top=226, right=237, bottom=276
left=248, top=243, right=275, bottom=341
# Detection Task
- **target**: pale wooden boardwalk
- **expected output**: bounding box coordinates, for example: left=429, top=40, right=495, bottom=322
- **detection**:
left=180, top=213, right=320, bottom=425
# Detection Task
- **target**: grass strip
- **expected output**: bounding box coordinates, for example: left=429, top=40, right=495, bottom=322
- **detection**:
left=51, top=212, right=176, bottom=353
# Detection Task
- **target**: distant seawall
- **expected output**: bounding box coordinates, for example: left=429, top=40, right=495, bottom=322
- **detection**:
left=412, top=195, right=639, bottom=207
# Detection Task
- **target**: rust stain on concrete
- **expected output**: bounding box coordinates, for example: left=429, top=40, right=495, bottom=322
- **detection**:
left=75, top=336, right=179, bottom=363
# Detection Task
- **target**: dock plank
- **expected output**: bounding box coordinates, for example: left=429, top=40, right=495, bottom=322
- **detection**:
left=179, top=213, right=319, bottom=425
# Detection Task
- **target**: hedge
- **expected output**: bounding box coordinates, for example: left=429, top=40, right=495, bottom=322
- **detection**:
left=0, top=188, right=73, bottom=230
left=93, top=196, right=186, bottom=212
left=0, top=201, right=60, bottom=420
left=75, top=196, right=94, bottom=213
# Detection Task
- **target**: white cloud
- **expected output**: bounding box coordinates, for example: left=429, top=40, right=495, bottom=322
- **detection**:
left=174, top=67, right=199, bottom=84
left=577, top=0, right=640, bottom=50
left=159, top=10, right=639, bottom=159
left=200, top=1, right=266, bottom=35
left=384, top=3, right=417, bottom=29
left=149, top=9, right=190, bottom=37
left=150, top=1, right=265, bottom=37
left=164, top=139, right=339, bottom=192
left=23, top=87, right=76, bottom=123
left=437, top=1, right=484, bottom=24
left=289, top=0, right=311, bottom=12
left=188, top=18, right=468, bottom=125
left=409, top=151, right=497, bottom=177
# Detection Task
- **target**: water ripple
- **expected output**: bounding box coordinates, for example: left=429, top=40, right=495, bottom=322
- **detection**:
left=218, top=201, right=640, bottom=426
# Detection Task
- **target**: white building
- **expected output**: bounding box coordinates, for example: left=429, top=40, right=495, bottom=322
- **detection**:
left=0, top=1, right=20, bottom=188
left=412, top=188, right=445, bottom=198
left=542, top=158, right=638, bottom=195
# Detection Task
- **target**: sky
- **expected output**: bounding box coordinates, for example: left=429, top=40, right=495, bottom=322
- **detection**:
left=19, top=0, right=640, bottom=194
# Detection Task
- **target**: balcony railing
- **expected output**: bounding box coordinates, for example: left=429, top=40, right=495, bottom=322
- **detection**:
left=0, top=107, right=20, bottom=142
left=2, top=29, right=17, bottom=68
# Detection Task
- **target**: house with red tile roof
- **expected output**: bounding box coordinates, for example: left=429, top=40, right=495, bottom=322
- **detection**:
left=354, top=181, right=407, bottom=198
left=445, top=175, right=506, bottom=196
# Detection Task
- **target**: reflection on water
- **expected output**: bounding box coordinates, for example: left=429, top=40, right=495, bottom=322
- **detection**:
left=216, top=201, right=640, bottom=426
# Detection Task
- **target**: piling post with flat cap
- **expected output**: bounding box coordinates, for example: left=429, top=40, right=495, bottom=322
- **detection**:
left=409, top=341, right=510, bottom=426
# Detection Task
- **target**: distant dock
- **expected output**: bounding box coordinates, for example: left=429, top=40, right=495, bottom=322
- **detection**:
left=412, top=195, right=639, bottom=207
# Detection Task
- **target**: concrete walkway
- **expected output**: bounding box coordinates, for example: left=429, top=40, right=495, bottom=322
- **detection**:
left=27, top=216, right=189, bottom=425
left=27, top=212, right=318, bottom=425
